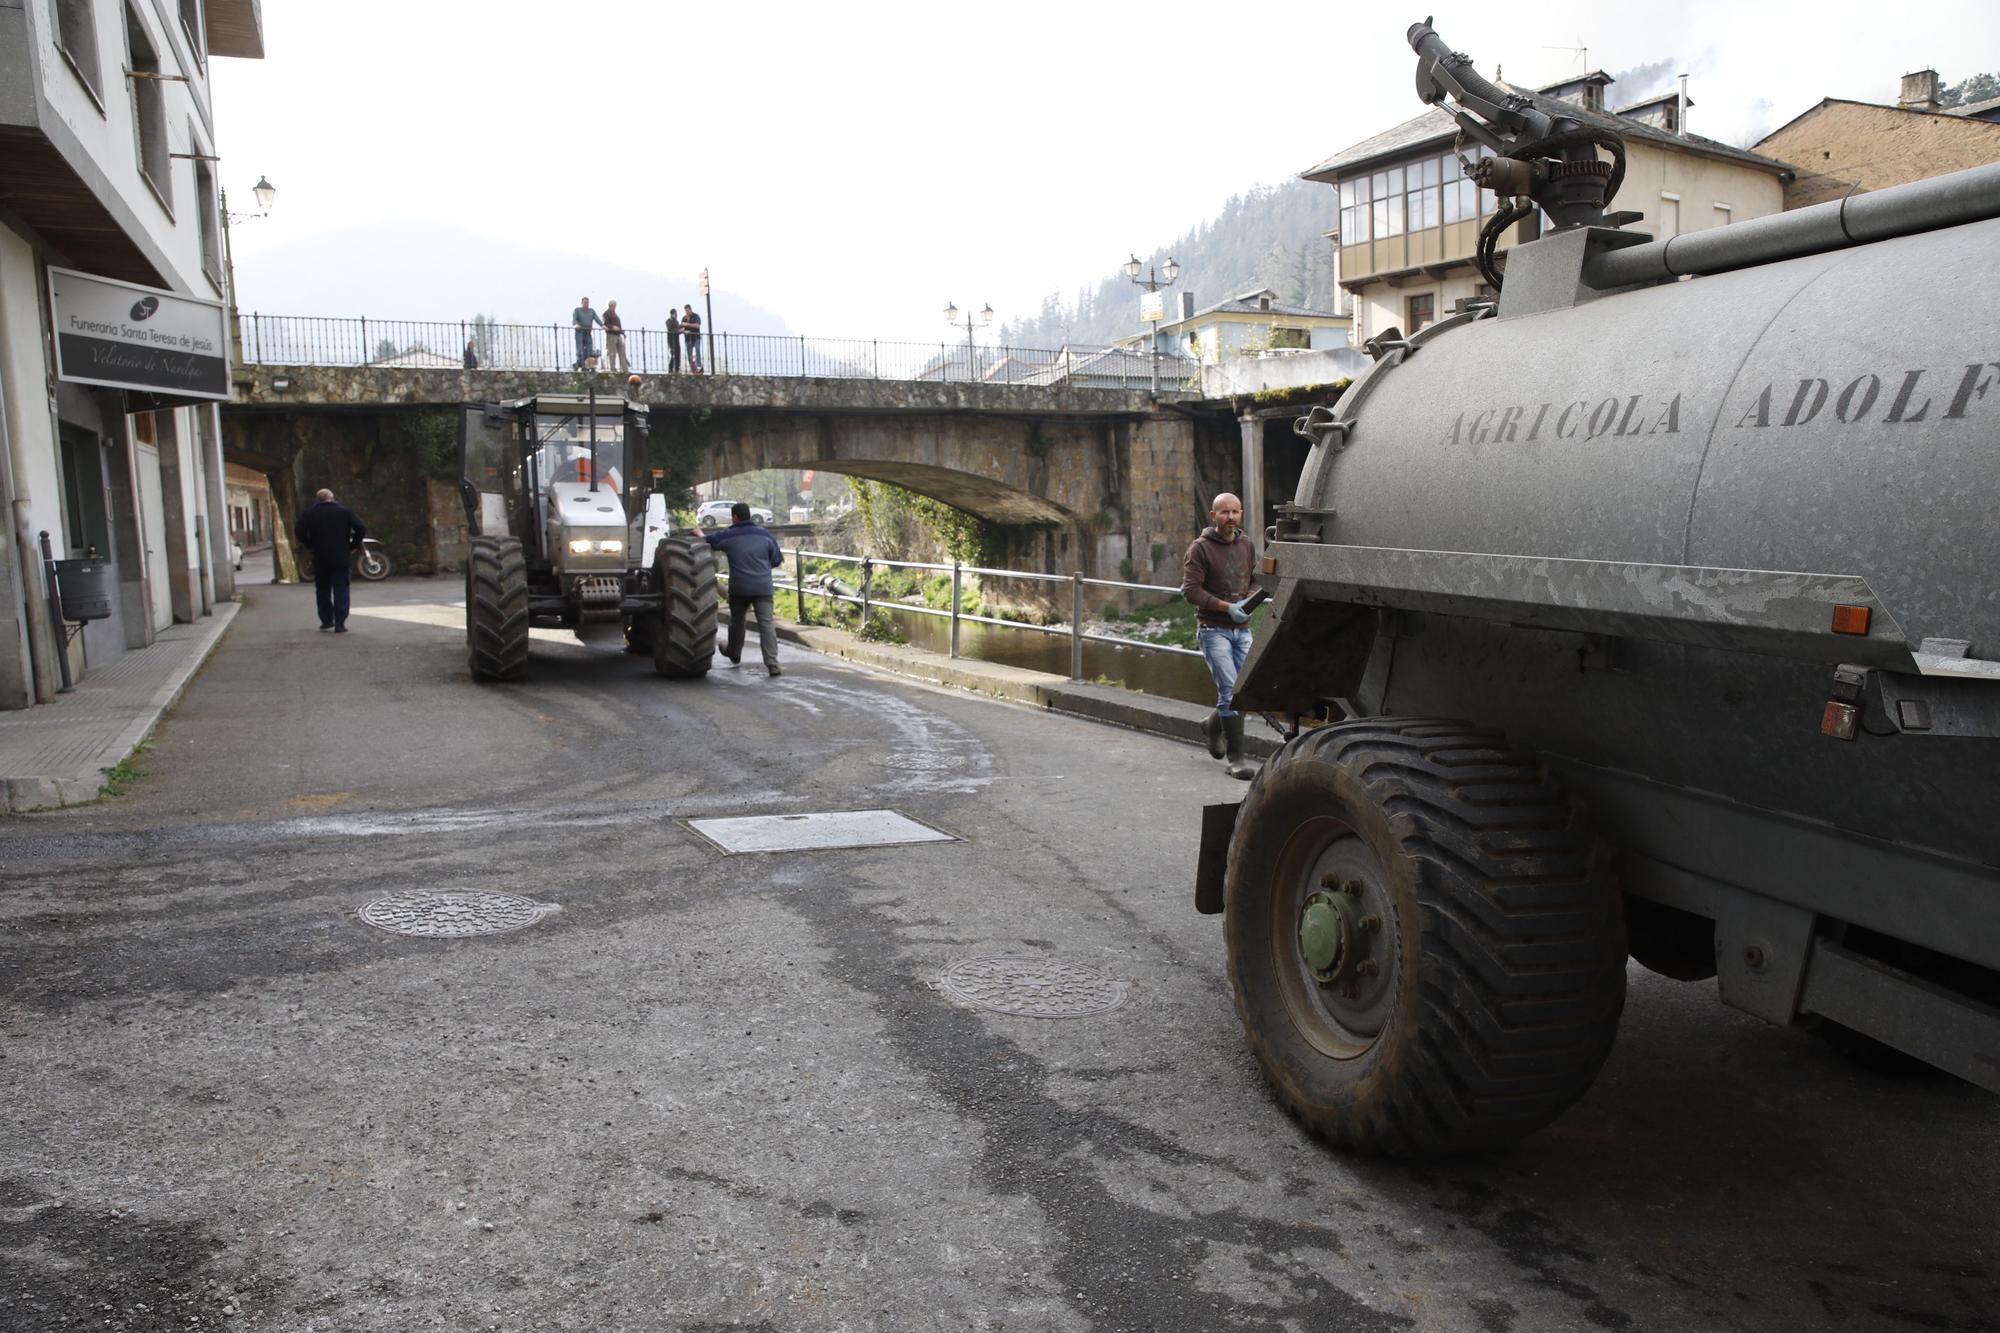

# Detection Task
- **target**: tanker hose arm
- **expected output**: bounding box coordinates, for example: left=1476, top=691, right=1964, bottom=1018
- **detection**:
left=1407, top=18, right=1555, bottom=155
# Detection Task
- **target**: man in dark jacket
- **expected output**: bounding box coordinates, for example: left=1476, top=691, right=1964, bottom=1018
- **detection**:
left=1181, top=491, right=1258, bottom=778
left=294, top=488, right=367, bottom=633
left=703, top=502, right=784, bottom=676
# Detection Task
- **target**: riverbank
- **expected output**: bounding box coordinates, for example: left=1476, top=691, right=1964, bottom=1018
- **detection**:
left=773, top=615, right=1282, bottom=757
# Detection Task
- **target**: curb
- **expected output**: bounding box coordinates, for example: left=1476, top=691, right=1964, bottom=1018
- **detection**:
left=2, top=602, right=240, bottom=812
left=773, top=619, right=1282, bottom=757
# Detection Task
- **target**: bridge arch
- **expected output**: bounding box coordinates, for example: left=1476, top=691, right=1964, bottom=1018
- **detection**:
left=690, top=411, right=1103, bottom=527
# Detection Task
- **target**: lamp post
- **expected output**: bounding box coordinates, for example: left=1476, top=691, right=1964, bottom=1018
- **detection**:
left=942, top=301, right=993, bottom=382
left=219, top=175, right=276, bottom=367
left=1124, top=253, right=1181, bottom=393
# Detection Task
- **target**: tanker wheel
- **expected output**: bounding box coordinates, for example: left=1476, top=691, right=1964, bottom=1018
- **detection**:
left=1223, top=717, right=1626, bottom=1157
left=466, top=535, right=530, bottom=682
left=651, top=536, right=718, bottom=678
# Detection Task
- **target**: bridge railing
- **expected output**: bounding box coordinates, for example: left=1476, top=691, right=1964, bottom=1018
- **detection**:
left=751, top=548, right=1201, bottom=683
left=239, top=315, right=1188, bottom=389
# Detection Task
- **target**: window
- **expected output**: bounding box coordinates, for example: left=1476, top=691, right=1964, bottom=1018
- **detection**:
left=178, top=0, right=205, bottom=67
left=125, top=5, right=172, bottom=212
left=191, top=137, right=222, bottom=287
left=1339, top=174, right=1372, bottom=245
left=1269, top=326, right=1310, bottom=350
left=1406, top=293, right=1436, bottom=331
left=1713, top=202, right=1733, bottom=225
left=54, top=0, right=103, bottom=102
left=1659, top=192, right=1681, bottom=240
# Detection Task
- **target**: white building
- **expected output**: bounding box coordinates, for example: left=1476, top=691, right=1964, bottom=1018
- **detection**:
left=0, top=0, right=263, bottom=709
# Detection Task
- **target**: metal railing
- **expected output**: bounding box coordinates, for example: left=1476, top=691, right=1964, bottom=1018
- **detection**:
left=729, top=547, right=1201, bottom=682
left=239, top=315, right=1193, bottom=390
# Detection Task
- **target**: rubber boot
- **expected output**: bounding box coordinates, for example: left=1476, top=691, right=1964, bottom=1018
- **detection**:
left=1202, top=710, right=1226, bottom=759
left=1223, top=714, right=1258, bottom=781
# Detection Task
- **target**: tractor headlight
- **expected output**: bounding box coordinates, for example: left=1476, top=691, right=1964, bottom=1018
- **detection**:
left=595, top=540, right=623, bottom=554
left=569, top=538, right=595, bottom=555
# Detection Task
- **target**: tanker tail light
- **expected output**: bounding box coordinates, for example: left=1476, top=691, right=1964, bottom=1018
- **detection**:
left=1831, top=604, right=1872, bottom=636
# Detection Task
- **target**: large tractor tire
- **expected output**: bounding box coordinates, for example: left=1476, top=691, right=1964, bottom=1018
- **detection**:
left=466, top=535, right=530, bottom=681
left=651, top=536, right=718, bottom=678
left=1223, top=718, right=1626, bottom=1157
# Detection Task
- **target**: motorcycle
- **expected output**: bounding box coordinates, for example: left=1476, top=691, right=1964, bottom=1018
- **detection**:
left=298, top=538, right=393, bottom=581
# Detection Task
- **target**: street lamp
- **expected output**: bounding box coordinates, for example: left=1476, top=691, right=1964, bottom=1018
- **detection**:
left=220, top=176, right=276, bottom=367
left=943, top=301, right=994, bottom=381
left=1125, top=253, right=1181, bottom=393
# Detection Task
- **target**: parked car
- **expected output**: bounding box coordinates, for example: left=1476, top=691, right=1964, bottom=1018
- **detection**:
left=697, top=500, right=774, bottom=528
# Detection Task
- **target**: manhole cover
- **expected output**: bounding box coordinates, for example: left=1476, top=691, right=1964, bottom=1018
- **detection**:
left=940, top=955, right=1129, bottom=1019
left=358, top=890, right=555, bottom=938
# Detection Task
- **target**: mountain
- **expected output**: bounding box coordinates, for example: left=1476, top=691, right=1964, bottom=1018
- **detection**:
left=998, top=177, right=1343, bottom=349
left=229, top=220, right=788, bottom=335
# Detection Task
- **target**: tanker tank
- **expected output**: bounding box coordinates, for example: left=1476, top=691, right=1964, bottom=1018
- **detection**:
left=1196, top=19, right=2000, bottom=1158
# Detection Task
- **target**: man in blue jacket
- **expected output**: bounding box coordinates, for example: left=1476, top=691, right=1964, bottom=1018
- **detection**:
left=704, top=502, right=785, bottom=676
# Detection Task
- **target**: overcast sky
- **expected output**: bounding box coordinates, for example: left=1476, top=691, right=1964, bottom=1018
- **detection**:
left=213, top=1, right=1999, bottom=342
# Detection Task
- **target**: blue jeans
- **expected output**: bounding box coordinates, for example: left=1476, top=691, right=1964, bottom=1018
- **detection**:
left=573, top=328, right=595, bottom=368
left=1198, top=625, right=1253, bottom=717
left=315, top=564, right=351, bottom=628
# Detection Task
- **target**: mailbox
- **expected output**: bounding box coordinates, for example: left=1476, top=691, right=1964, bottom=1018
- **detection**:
left=53, top=558, right=113, bottom=622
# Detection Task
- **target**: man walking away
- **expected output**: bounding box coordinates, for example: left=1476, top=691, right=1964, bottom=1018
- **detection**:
left=295, top=487, right=367, bottom=633
left=681, top=303, right=703, bottom=374
left=572, top=296, right=601, bottom=370
left=703, top=502, right=784, bottom=676
left=665, top=307, right=682, bottom=374
left=603, top=299, right=629, bottom=373
left=1182, top=491, right=1258, bottom=779
left=463, top=338, right=479, bottom=370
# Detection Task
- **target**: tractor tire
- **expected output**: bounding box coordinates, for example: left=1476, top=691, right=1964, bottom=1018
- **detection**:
left=466, top=535, right=530, bottom=681
left=651, top=536, right=718, bottom=678
left=1223, top=717, right=1626, bottom=1157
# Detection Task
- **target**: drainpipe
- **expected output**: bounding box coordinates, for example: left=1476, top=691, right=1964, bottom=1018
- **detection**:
left=0, top=370, right=57, bottom=704
left=1677, top=74, right=1689, bottom=137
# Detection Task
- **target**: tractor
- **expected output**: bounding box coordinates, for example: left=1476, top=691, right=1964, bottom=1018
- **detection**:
left=456, top=392, right=716, bottom=680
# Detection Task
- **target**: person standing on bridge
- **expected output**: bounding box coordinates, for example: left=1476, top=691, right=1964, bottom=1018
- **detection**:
left=704, top=502, right=784, bottom=677
left=665, top=307, right=682, bottom=374
left=572, top=296, right=601, bottom=370
left=1182, top=492, right=1259, bottom=780
left=602, top=299, right=629, bottom=374
left=295, top=488, right=367, bottom=634
left=681, top=303, right=703, bottom=374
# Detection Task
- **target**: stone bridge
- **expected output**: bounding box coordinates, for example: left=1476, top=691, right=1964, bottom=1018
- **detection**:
left=223, top=365, right=1251, bottom=586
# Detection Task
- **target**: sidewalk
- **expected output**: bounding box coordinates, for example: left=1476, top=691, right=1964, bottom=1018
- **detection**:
left=0, top=603, right=239, bottom=812
left=775, top=618, right=1282, bottom=758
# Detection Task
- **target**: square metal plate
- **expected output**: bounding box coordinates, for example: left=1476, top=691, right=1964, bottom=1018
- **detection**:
left=685, top=809, right=956, bottom=855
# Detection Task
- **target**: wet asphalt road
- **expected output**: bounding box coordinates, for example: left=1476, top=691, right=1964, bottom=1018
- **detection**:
left=1, top=572, right=1996, bottom=1333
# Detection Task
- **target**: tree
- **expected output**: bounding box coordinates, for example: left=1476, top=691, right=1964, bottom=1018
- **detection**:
left=373, top=337, right=397, bottom=363
left=1941, top=71, right=1998, bottom=107
left=470, top=313, right=499, bottom=367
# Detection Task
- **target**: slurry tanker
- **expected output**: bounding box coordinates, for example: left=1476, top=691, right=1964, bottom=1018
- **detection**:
left=1197, top=20, right=2000, bottom=1156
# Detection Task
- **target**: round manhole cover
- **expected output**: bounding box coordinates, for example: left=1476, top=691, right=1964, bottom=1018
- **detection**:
left=940, top=955, right=1129, bottom=1019
left=358, top=890, right=555, bottom=938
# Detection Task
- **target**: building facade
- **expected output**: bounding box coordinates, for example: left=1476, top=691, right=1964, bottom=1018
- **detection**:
left=1302, top=73, right=1793, bottom=345
left=1131, top=289, right=1352, bottom=366
left=1754, top=70, right=2000, bottom=209
left=0, top=0, right=262, bottom=709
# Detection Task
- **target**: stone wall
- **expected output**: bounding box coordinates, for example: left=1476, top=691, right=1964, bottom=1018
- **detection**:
left=1756, top=101, right=2000, bottom=208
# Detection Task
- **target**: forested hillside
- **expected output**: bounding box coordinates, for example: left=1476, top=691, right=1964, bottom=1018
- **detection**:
left=998, top=177, right=1341, bottom=349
